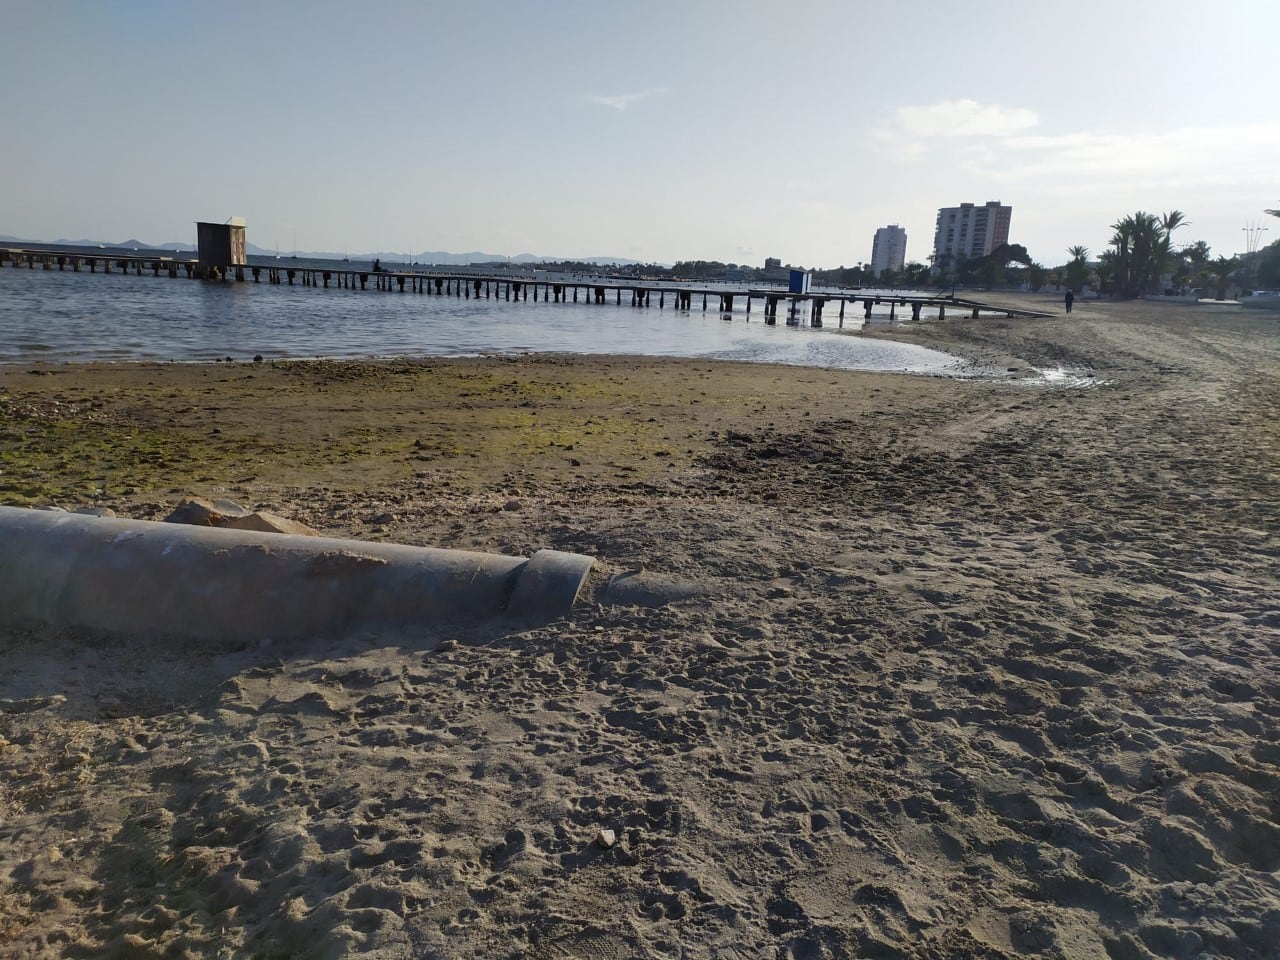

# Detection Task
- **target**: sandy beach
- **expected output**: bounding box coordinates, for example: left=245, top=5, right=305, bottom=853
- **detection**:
left=1, top=295, right=1277, bottom=958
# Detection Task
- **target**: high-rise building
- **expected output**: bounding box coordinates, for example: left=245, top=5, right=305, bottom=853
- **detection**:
left=870, top=225, right=907, bottom=278
left=931, top=201, right=1012, bottom=271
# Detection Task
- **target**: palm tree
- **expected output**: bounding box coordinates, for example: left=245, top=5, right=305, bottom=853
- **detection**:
left=1133, top=211, right=1166, bottom=293
left=1110, top=212, right=1167, bottom=296
left=1095, top=253, right=1117, bottom=295
left=1161, top=210, right=1189, bottom=235
left=1183, top=240, right=1211, bottom=266
left=1065, top=245, right=1090, bottom=292
left=1027, top=262, right=1046, bottom=292
left=1211, top=256, right=1238, bottom=299
left=1173, top=240, right=1211, bottom=292
left=1109, top=217, right=1134, bottom=294
left=1155, top=211, right=1189, bottom=290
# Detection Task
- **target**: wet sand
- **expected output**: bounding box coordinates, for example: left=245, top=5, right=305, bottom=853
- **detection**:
left=1, top=296, right=1278, bottom=957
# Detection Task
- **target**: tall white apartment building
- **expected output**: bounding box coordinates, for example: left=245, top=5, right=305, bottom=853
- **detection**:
left=870, top=224, right=907, bottom=278
left=931, top=201, right=1012, bottom=270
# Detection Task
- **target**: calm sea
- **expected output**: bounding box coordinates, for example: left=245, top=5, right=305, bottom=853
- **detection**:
left=0, top=255, right=962, bottom=373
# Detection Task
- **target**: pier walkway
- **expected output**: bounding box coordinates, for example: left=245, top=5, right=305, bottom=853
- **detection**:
left=1, top=248, right=1053, bottom=325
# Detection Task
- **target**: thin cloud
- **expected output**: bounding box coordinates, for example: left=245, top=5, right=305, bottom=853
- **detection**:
left=585, top=87, right=670, bottom=111
left=871, top=127, right=928, bottom=162
left=875, top=98, right=1280, bottom=193
left=872, top=99, right=1038, bottom=162
left=890, top=99, right=1039, bottom=139
left=974, top=123, right=1280, bottom=186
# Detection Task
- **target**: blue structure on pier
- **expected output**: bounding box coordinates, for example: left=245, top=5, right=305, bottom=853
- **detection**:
left=788, top=269, right=811, bottom=295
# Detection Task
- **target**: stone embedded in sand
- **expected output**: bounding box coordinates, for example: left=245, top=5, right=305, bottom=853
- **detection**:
left=227, top=512, right=319, bottom=537
left=595, top=828, right=617, bottom=849
left=209, top=498, right=253, bottom=517
left=164, top=497, right=318, bottom=537
left=164, top=496, right=250, bottom=526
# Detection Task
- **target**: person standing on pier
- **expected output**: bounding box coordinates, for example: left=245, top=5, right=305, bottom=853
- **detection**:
left=1065, top=289, right=1075, bottom=314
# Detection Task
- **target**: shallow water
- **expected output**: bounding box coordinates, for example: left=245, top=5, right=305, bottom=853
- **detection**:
left=0, top=265, right=964, bottom=373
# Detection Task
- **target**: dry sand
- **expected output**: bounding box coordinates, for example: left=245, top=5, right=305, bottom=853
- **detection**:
left=1, top=296, right=1277, bottom=958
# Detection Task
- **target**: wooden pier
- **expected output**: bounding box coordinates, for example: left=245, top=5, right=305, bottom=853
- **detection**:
left=0, top=248, right=1052, bottom=326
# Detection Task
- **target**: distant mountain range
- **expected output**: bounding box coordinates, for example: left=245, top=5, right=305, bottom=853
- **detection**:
left=0, top=234, right=647, bottom=267
left=0, top=235, right=164, bottom=249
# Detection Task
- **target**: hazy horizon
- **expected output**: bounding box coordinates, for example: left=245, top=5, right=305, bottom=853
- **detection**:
left=2, top=0, right=1276, bottom=269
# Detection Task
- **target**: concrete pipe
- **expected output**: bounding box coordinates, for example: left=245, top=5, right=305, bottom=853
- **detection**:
left=0, top=506, right=593, bottom=642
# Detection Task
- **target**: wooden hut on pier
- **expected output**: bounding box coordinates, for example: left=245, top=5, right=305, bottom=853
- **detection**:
left=196, top=218, right=247, bottom=279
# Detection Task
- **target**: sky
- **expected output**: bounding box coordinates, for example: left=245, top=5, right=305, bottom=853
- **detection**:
left=2, top=0, right=1277, bottom=268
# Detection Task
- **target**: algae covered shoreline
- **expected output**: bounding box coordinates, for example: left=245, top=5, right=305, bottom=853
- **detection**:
left=0, top=351, right=986, bottom=516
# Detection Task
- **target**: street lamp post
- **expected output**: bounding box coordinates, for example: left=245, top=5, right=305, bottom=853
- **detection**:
left=1244, top=221, right=1270, bottom=287
left=1244, top=221, right=1269, bottom=256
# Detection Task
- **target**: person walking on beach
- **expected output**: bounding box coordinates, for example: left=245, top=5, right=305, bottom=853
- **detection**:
left=1065, top=289, right=1075, bottom=314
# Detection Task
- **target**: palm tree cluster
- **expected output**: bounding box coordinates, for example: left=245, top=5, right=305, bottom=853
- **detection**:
left=1057, top=203, right=1280, bottom=299
left=1097, top=210, right=1187, bottom=297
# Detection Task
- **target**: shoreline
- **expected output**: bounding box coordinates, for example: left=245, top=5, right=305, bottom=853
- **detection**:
left=2, top=298, right=1278, bottom=957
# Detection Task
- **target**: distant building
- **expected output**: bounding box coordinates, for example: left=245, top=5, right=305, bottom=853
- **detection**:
left=931, top=201, right=1011, bottom=272
left=762, top=256, right=790, bottom=283
left=870, top=224, right=907, bottom=278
